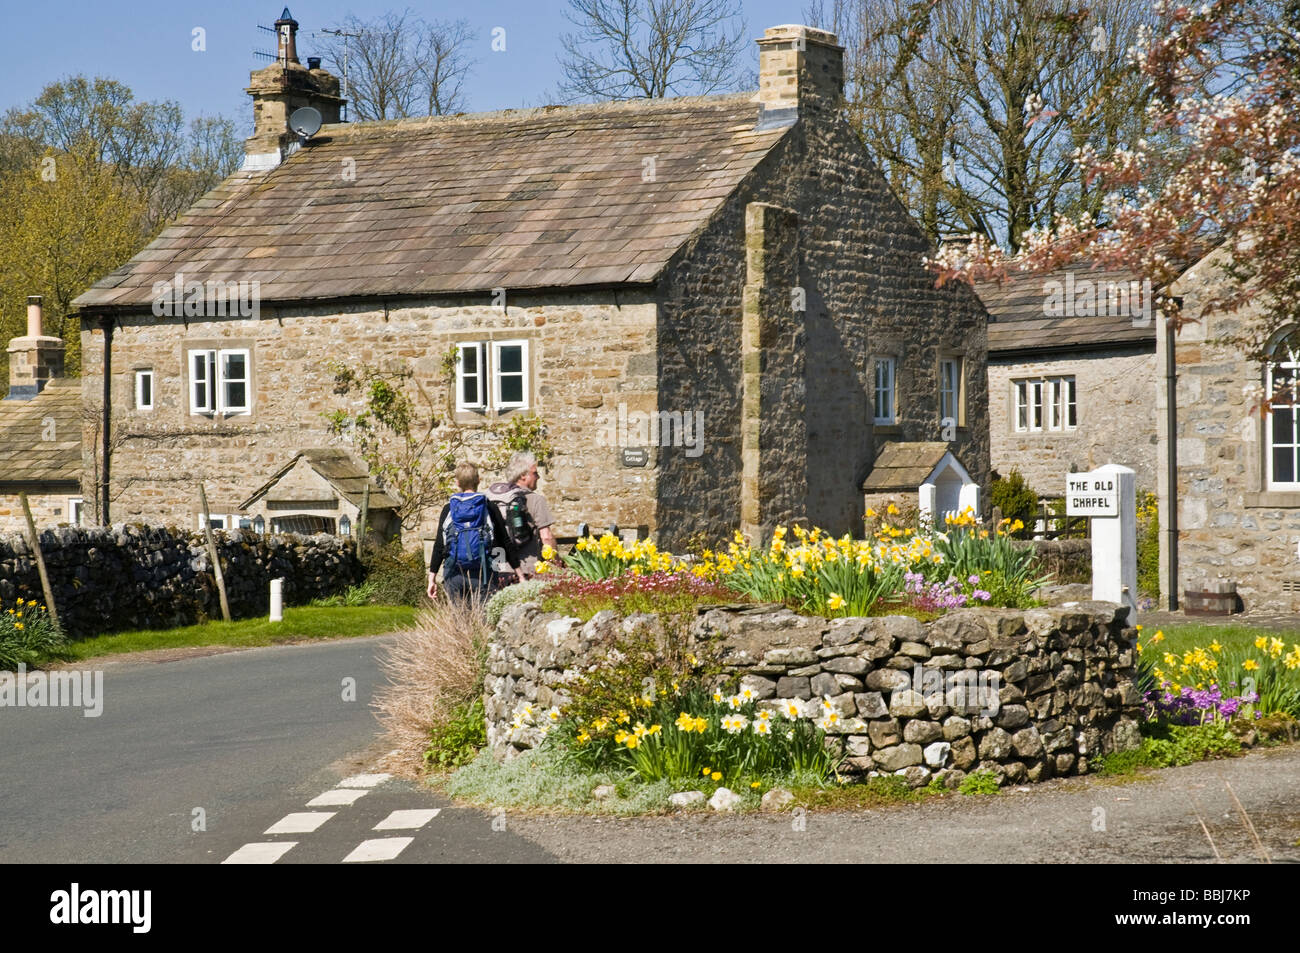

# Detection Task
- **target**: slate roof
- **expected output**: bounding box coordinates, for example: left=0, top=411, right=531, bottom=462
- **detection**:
left=976, top=266, right=1158, bottom=356
left=75, top=94, right=791, bottom=310
left=240, top=449, right=400, bottom=511
left=0, top=379, right=82, bottom=490
left=861, top=442, right=953, bottom=492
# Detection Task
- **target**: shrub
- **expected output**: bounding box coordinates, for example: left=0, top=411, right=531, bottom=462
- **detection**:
left=959, top=770, right=1001, bottom=795
left=989, top=470, right=1038, bottom=539
left=424, top=698, right=487, bottom=769
left=0, top=599, right=66, bottom=670
left=361, top=541, right=429, bottom=606
left=484, top=579, right=548, bottom=628
left=372, top=596, right=491, bottom=774
left=1141, top=721, right=1242, bottom=767
left=1136, top=490, right=1160, bottom=601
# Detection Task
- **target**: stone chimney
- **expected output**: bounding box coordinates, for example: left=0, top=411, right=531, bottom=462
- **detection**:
left=242, top=7, right=346, bottom=171
left=7, top=296, right=65, bottom=400
left=755, top=25, right=844, bottom=127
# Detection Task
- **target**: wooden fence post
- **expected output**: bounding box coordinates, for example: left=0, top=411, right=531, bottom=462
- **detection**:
left=19, top=493, right=59, bottom=631
left=198, top=483, right=232, bottom=623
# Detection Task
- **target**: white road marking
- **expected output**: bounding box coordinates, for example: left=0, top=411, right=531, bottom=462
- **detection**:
left=222, top=841, right=297, bottom=864
left=341, top=837, right=413, bottom=863
left=307, top=788, right=369, bottom=807
left=339, top=773, right=391, bottom=789
left=264, top=812, right=335, bottom=835
left=373, top=809, right=441, bottom=830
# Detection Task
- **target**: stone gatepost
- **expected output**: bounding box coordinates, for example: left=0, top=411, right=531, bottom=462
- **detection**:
left=741, top=202, right=806, bottom=543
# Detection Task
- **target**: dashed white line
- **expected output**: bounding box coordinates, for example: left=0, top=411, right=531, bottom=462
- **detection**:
left=373, top=808, right=441, bottom=831
left=308, top=788, right=370, bottom=807
left=223, top=842, right=298, bottom=864
left=339, top=773, right=391, bottom=789
left=264, top=812, right=335, bottom=835
left=341, top=837, right=413, bottom=863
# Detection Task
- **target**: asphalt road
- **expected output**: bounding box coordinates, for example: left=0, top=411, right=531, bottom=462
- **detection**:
left=0, top=636, right=552, bottom=864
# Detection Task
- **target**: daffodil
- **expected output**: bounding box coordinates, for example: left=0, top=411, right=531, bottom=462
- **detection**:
left=1243, top=659, right=1259, bottom=671
left=827, top=592, right=845, bottom=611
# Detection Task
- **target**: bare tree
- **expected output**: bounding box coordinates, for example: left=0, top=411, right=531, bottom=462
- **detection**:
left=322, top=10, right=476, bottom=121
left=807, top=0, right=1158, bottom=250
left=558, top=0, right=748, bottom=101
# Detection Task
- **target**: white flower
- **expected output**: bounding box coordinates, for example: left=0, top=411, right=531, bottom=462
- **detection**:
left=727, top=694, right=744, bottom=710
left=546, top=707, right=561, bottom=722
left=780, top=699, right=805, bottom=720
left=752, top=719, right=772, bottom=736
left=721, top=714, right=749, bottom=734
left=738, top=685, right=757, bottom=702
left=819, top=712, right=840, bottom=731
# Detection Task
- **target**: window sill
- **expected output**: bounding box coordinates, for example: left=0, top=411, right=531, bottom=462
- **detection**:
left=1245, top=490, right=1300, bottom=508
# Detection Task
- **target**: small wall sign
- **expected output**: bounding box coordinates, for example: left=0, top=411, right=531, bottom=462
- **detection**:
left=621, top=447, right=649, bottom=468
left=1065, top=471, right=1118, bottom=517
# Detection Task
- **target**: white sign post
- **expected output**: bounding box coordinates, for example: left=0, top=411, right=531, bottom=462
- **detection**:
left=1066, top=465, right=1136, bottom=625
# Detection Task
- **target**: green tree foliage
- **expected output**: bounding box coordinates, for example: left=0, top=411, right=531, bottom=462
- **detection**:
left=0, top=76, right=242, bottom=379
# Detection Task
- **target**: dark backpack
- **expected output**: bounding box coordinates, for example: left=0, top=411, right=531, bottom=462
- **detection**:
left=444, top=493, right=491, bottom=577
left=493, top=486, right=535, bottom=547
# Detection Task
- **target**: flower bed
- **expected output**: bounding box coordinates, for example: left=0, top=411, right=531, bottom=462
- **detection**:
left=534, top=510, right=1047, bottom=620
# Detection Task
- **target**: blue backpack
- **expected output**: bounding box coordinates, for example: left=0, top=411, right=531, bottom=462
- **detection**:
left=445, top=493, right=491, bottom=578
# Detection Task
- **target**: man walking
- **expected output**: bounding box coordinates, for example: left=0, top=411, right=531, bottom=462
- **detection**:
left=485, top=451, right=557, bottom=578
left=427, top=462, right=523, bottom=604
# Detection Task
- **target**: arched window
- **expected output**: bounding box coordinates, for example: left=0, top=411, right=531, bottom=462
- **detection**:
left=339, top=515, right=351, bottom=537
left=1266, top=329, right=1300, bottom=489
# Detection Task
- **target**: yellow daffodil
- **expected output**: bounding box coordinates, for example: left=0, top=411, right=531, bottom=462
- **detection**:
left=1243, top=659, right=1259, bottom=671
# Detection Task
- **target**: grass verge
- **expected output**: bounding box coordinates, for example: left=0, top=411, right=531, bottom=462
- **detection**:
left=55, top=605, right=416, bottom=662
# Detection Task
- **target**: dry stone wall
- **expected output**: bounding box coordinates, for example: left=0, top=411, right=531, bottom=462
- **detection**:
left=486, top=601, right=1142, bottom=788
left=0, top=524, right=360, bottom=637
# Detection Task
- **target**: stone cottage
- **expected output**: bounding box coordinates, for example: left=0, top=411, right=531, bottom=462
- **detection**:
left=977, top=267, right=1160, bottom=499
left=0, top=297, right=84, bottom=533
left=72, top=13, right=990, bottom=549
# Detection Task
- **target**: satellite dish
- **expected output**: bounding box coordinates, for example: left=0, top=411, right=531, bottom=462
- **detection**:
left=289, top=106, right=323, bottom=140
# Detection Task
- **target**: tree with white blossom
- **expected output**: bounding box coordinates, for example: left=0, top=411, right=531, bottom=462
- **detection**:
left=929, top=0, right=1300, bottom=362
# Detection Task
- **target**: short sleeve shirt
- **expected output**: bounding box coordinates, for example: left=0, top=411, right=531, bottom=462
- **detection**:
left=517, top=489, right=554, bottom=572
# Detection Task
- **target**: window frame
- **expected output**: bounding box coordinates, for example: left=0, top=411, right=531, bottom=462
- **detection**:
left=187, top=348, right=252, bottom=417
left=455, top=342, right=486, bottom=413
left=873, top=356, right=897, bottom=426
left=135, top=369, right=154, bottom=411
left=1013, top=375, right=1076, bottom=433
left=939, top=357, right=963, bottom=427
left=68, top=497, right=84, bottom=527
left=1266, top=333, right=1300, bottom=491
left=491, top=339, right=530, bottom=412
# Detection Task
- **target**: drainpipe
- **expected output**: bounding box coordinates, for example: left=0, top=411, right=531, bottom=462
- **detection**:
left=100, top=314, right=114, bottom=526
left=1164, top=302, right=1180, bottom=611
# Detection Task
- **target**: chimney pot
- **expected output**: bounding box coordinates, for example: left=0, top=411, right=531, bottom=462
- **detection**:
left=307, top=56, right=322, bottom=70
left=26, top=295, right=42, bottom=338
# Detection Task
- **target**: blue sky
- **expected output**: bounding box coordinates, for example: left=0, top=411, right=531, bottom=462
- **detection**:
left=1, top=1, right=810, bottom=130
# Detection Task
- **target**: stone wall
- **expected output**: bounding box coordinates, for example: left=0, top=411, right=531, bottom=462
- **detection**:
left=485, top=601, right=1142, bottom=787
left=988, top=347, right=1159, bottom=495
left=0, top=524, right=361, bottom=638
left=79, top=291, right=660, bottom=543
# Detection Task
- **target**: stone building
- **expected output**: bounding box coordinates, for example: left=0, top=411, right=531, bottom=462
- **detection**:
left=73, top=14, right=989, bottom=549
left=0, top=297, right=84, bottom=533
left=977, top=268, right=1159, bottom=498
left=1157, top=248, right=1300, bottom=611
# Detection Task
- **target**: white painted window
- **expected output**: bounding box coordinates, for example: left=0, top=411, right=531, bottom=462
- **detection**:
left=492, top=340, right=529, bottom=410
left=197, top=512, right=229, bottom=531
left=455, top=343, right=485, bottom=411
left=68, top=498, right=84, bottom=526
left=188, top=349, right=251, bottom=415
left=456, top=340, right=530, bottom=412
left=1267, top=332, right=1300, bottom=489
left=135, top=370, right=154, bottom=411
left=939, top=358, right=961, bottom=425
left=1014, top=376, right=1075, bottom=432
left=873, top=357, right=896, bottom=425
